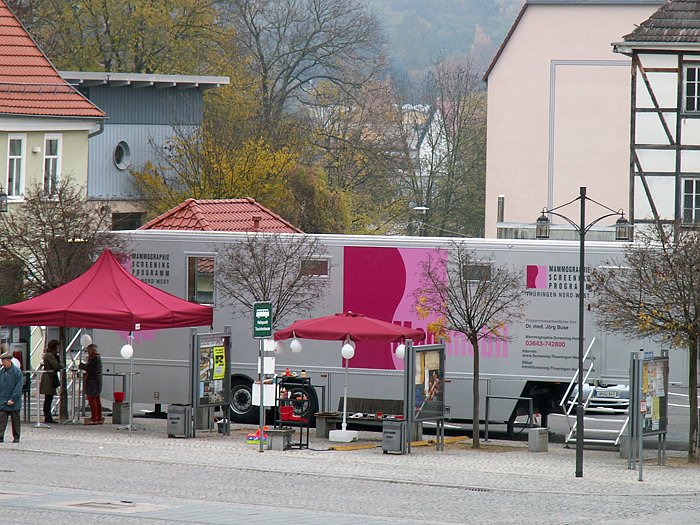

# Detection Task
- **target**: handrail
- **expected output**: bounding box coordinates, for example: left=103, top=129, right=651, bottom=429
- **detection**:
left=29, top=325, right=46, bottom=363
left=559, top=337, right=597, bottom=412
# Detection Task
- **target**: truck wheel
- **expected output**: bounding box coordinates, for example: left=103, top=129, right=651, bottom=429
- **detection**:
left=230, top=377, right=258, bottom=424
left=281, top=379, right=319, bottom=427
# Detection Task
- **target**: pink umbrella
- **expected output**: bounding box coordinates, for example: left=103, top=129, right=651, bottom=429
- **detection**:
left=274, top=311, right=424, bottom=442
left=273, top=311, right=425, bottom=342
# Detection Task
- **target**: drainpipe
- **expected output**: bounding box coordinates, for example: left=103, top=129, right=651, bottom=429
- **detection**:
left=88, top=120, right=105, bottom=138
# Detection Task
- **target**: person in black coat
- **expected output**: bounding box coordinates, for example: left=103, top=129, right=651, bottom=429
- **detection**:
left=79, top=344, right=103, bottom=424
left=40, top=339, right=62, bottom=423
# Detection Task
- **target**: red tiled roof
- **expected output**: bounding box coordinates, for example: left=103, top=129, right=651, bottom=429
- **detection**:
left=0, top=1, right=104, bottom=118
left=139, top=198, right=303, bottom=233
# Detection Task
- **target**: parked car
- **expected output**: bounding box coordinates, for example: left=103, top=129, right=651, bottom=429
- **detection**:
left=567, top=383, right=629, bottom=413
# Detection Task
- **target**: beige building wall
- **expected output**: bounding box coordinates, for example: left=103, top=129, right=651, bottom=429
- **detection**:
left=485, top=4, right=660, bottom=238
left=0, top=127, right=90, bottom=203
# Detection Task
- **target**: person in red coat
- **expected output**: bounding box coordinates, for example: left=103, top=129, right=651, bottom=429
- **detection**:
left=79, top=344, right=103, bottom=424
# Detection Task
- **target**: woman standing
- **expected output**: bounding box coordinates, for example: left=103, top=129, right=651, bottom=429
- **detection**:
left=79, top=344, right=103, bottom=424
left=40, top=340, right=61, bottom=423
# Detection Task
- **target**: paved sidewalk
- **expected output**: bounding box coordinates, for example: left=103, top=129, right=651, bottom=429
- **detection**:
left=2, top=418, right=699, bottom=524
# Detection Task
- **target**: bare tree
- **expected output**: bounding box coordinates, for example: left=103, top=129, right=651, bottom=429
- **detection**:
left=415, top=242, right=527, bottom=448
left=401, top=58, right=486, bottom=237
left=590, top=227, right=700, bottom=462
left=214, top=233, right=330, bottom=328
left=221, top=0, right=385, bottom=134
left=305, top=79, right=408, bottom=233
left=0, top=178, right=126, bottom=420
left=0, top=179, right=124, bottom=297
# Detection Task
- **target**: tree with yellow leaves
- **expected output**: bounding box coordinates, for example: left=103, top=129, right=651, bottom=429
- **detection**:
left=590, top=226, right=700, bottom=462
left=131, top=76, right=352, bottom=232
left=414, top=242, right=527, bottom=448
left=9, top=0, right=223, bottom=74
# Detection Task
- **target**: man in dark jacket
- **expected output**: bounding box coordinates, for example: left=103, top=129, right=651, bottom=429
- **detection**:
left=0, top=351, right=23, bottom=442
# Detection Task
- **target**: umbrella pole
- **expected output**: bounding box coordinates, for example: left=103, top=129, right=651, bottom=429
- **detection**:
left=341, top=356, right=349, bottom=432
left=329, top=354, right=358, bottom=442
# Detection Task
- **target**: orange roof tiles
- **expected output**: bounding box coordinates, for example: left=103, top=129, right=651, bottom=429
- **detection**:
left=0, top=1, right=103, bottom=118
left=139, top=198, right=303, bottom=233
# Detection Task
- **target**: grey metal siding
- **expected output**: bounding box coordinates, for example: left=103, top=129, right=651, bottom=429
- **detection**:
left=86, top=87, right=204, bottom=125
left=88, top=124, right=193, bottom=198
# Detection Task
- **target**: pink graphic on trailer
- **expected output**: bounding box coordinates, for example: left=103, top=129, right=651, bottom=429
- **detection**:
left=343, top=247, right=443, bottom=370
left=526, top=265, right=547, bottom=288
left=343, top=246, right=511, bottom=370
left=343, top=247, right=407, bottom=369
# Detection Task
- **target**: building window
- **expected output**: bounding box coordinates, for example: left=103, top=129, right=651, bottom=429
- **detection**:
left=300, top=258, right=330, bottom=277
left=7, top=134, right=25, bottom=197
left=683, top=179, right=700, bottom=224
left=685, top=66, right=700, bottom=112
left=187, top=256, right=214, bottom=304
left=114, top=141, right=131, bottom=170
left=43, top=134, right=62, bottom=195
left=112, top=212, right=144, bottom=230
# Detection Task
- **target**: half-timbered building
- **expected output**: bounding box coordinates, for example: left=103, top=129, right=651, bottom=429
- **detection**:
left=613, top=0, right=700, bottom=230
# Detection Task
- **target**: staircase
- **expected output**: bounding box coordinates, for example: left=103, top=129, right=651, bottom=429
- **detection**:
left=559, top=338, right=629, bottom=447
left=24, top=328, right=88, bottom=423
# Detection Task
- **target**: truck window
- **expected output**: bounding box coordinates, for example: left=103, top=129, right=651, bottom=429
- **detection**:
left=187, top=256, right=214, bottom=304
left=300, top=258, right=329, bottom=277
left=463, top=263, right=491, bottom=282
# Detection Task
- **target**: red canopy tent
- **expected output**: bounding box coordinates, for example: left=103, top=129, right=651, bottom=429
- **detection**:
left=0, top=249, right=213, bottom=330
left=273, top=311, right=425, bottom=343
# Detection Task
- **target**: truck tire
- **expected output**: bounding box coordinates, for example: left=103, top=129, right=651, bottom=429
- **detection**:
left=280, top=378, right=319, bottom=427
left=230, top=377, right=258, bottom=424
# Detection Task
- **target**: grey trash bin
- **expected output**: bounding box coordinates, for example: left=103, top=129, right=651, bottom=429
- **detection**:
left=382, top=419, right=406, bottom=454
left=167, top=404, right=192, bottom=438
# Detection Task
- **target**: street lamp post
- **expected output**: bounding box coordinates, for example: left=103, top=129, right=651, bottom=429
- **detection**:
left=536, top=186, right=630, bottom=478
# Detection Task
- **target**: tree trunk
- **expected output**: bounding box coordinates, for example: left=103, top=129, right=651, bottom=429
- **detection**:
left=689, top=334, right=698, bottom=462
left=59, top=327, right=69, bottom=421
left=471, top=335, right=480, bottom=449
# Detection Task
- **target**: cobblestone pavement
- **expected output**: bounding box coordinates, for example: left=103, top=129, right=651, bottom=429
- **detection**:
left=2, top=419, right=700, bottom=524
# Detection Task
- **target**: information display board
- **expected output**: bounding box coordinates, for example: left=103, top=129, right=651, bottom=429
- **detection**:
left=195, top=333, right=231, bottom=408
left=405, top=341, right=446, bottom=454
left=413, top=347, right=445, bottom=422
left=641, top=356, right=668, bottom=434
left=628, top=350, right=669, bottom=480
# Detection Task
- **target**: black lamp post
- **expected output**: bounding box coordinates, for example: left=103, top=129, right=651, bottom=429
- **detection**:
left=536, top=186, right=630, bottom=478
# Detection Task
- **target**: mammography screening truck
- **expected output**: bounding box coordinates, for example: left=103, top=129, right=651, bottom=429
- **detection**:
left=95, top=231, right=674, bottom=429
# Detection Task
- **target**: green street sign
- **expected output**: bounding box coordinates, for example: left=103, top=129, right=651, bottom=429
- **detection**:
left=253, top=301, right=273, bottom=338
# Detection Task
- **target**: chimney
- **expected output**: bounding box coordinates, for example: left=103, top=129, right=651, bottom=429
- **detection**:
left=252, top=215, right=262, bottom=231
